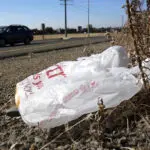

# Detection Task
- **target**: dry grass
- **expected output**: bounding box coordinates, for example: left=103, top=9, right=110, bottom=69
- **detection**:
left=34, top=33, right=105, bottom=40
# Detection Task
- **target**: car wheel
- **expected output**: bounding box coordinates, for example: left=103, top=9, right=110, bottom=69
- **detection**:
left=0, top=39, right=6, bottom=47
left=24, top=37, right=31, bottom=45
left=10, top=43, right=15, bottom=46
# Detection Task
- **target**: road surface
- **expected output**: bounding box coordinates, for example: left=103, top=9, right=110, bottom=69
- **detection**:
left=0, top=36, right=108, bottom=59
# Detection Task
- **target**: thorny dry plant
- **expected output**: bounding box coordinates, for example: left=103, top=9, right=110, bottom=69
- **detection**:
left=109, top=1, right=150, bottom=149
left=125, top=0, right=150, bottom=89
left=114, top=0, right=150, bottom=89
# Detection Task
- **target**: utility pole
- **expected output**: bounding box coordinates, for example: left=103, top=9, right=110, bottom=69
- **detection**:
left=122, top=15, right=124, bottom=28
left=41, top=23, right=45, bottom=40
left=60, top=0, right=70, bottom=38
left=64, top=0, right=67, bottom=38
left=88, top=0, right=90, bottom=37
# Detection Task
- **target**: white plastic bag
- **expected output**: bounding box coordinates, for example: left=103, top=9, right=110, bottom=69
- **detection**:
left=15, top=46, right=142, bottom=129
left=77, top=46, right=129, bottom=68
left=129, top=58, right=150, bottom=80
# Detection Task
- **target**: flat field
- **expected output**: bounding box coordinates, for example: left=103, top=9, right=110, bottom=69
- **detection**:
left=34, top=33, right=105, bottom=40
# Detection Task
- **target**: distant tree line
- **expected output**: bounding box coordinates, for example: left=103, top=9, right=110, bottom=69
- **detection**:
left=32, top=26, right=122, bottom=35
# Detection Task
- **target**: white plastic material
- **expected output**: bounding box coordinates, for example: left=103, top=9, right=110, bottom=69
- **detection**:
left=77, top=46, right=129, bottom=68
left=129, top=58, right=150, bottom=78
left=15, top=46, right=142, bottom=129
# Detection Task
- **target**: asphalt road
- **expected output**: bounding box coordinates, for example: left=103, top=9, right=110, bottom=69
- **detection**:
left=0, top=36, right=108, bottom=59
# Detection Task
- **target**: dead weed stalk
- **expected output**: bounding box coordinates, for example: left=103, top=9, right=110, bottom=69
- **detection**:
left=114, top=0, right=150, bottom=89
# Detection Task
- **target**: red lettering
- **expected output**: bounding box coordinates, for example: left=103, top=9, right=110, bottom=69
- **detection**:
left=90, top=81, right=99, bottom=88
left=32, top=73, right=43, bottom=89
left=63, top=89, right=79, bottom=103
left=32, top=81, right=43, bottom=89
left=80, top=84, right=90, bottom=93
left=74, top=89, right=79, bottom=95
left=33, top=74, right=40, bottom=80
left=91, top=81, right=96, bottom=88
left=49, top=111, right=57, bottom=121
left=46, top=65, right=66, bottom=79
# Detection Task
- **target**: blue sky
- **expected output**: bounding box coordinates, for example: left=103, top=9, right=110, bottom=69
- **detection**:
left=0, top=0, right=127, bottom=29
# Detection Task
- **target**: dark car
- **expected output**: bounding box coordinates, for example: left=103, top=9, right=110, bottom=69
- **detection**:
left=0, top=25, right=33, bottom=46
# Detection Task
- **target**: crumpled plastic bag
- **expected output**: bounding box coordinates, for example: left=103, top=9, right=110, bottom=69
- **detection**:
left=15, top=46, right=142, bottom=129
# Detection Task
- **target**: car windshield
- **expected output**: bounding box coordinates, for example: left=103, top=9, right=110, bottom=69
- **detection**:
left=0, top=26, right=7, bottom=33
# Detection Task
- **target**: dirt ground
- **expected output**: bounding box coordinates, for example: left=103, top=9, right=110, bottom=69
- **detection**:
left=0, top=42, right=150, bottom=150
